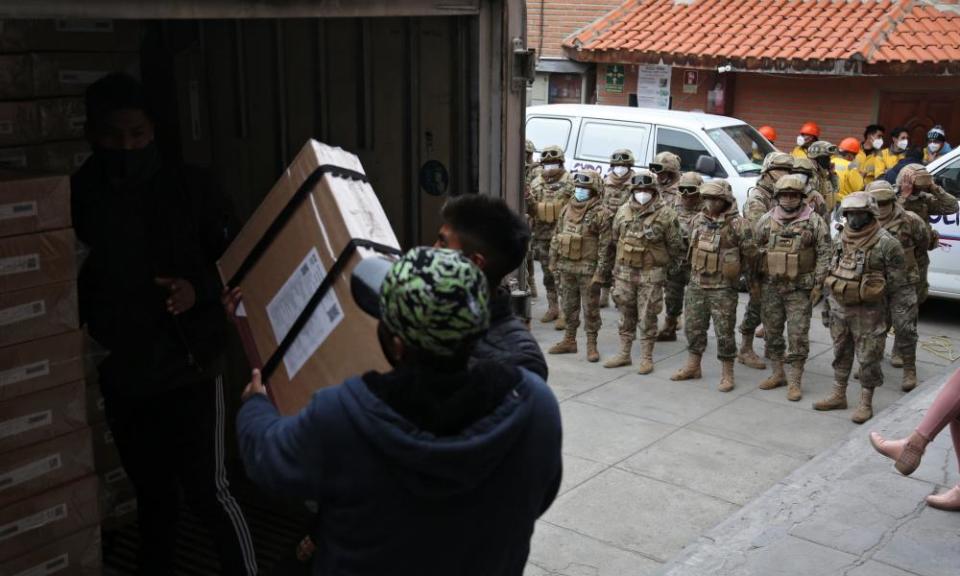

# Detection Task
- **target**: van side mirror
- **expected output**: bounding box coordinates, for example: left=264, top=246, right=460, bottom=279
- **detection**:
left=695, top=155, right=717, bottom=176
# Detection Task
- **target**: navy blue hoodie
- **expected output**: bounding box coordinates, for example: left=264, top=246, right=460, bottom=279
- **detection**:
left=237, top=363, right=562, bottom=575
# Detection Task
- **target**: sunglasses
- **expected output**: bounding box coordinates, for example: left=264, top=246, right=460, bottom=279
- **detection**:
left=631, top=174, right=656, bottom=187
left=679, top=186, right=699, bottom=195
left=572, top=173, right=593, bottom=185
left=648, top=163, right=665, bottom=174
left=611, top=152, right=632, bottom=162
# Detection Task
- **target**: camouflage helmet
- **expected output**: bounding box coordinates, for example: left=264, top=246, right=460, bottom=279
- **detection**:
left=762, top=152, right=795, bottom=174
left=791, top=156, right=817, bottom=177
left=571, top=170, right=602, bottom=193
left=699, top=179, right=735, bottom=204
left=840, top=191, right=879, bottom=217
left=806, top=140, right=839, bottom=159
left=525, top=140, right=536, bottom=154
left=629, top=168, right=658, bottom=191
left=678, top=171, right=704, bottom=195
left=773, top=175, right=808, bottom=197
left=539, top=145, right=565, bottom=164
left=610, top=148, right=636, bottom=167
left=866, top=180, right=896, bottom=203
left=897, top=163, right=933, bottom=188
left=650, top=151, right=681, bottom=176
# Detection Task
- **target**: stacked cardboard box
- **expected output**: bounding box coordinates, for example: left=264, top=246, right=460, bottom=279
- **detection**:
left=0, top=170, right=102, bottom=573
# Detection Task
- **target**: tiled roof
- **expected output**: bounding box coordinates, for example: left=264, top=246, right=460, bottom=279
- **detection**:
left=563, top=0, right=960, bottom=71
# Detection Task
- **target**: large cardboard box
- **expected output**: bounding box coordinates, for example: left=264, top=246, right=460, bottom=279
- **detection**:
left=0, top=102, right=40, bottom=148
left=0, top=171, right=71, bottom=238
left=99, top=466, right=135, bottom=533
left=0, top=380, right=86, bottom=454
left=0, top=141, right=92, bottom=174
left=0, top=281, right=78, bottom=348
left=0, top=52, right=140, bottom=100
left=90, top=421, right=120, bottom=473
left=0, top=428, right=94, bottom=509
left=0, top=18, right=141, bottom=52
left=0, top=475, right=99, bottom=563
left=0, top=331, right=84, bottom=402
left=218, top=140, right=399, bottom=414
left=0, top=99, right=84, bottom=147
left=0, top=525, right=101, bottom=576
left=0, top=229, right=77, bottom=294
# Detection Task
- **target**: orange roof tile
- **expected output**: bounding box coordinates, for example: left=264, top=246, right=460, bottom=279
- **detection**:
left=564, top=0, right=960, bottom=69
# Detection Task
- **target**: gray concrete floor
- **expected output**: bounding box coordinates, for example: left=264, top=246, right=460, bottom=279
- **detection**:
left=523, top=275, right=960, bottom=576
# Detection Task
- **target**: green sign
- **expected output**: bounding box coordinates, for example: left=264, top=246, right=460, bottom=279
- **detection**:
left=605, top=64, right=625, bottom=94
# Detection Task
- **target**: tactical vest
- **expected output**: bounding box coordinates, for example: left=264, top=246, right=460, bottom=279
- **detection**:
left=883, top=215, right=919, bottom=274
left=535, top=178, right=567, bottom=224
left=556, top=201, right=599, bottom=261
left=762, top=218, right=817, bottom=282
left=690, top=220, right=741, bottom=287
left=615, top=204, right=671, bottom=270
left=746, top=186, right=775, bottom=210
left=824, top=232, right=886, bottom=306
left=603, top=178, right=632, bottom=213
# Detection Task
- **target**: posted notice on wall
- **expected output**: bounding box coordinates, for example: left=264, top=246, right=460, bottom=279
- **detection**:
left=636, top=64, right=672, bottom=109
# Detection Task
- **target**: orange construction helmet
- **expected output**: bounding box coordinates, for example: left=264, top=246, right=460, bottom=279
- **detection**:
left=758, top=125, right=777, bottom=142
left=839, top=137, right=860, bottom=154
left=799, top=121, right=821, bottom=138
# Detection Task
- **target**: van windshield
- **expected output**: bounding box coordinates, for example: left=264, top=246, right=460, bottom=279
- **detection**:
left=706, top=125, right=775, bottom=176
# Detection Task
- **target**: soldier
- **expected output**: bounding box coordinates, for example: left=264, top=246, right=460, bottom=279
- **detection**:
left=658, top=172, right=703, bottom=342
left=547, top=171, right=611, bottom=363
left=738, top=152, right=794, bottom=370
left=792, top=156, right=829, bottom=221
left=524, top=140, right=542, bottom=298
left=865, top=180, right=928, bottom=390
left=526, top=145, right=574, bottom=324
left=813, top=193, right=910, bottom=423
left=599, top=149, right=638, bottom=308
left=670, top=180, right=756, bottom=392
left=896, top=163, right=959, bottom=303
left=600, top=170, right=685, bottom=374
left=806, top=141, right=840, bottom=214
left=755, top=175, right=832, bottom=401
left=650, top=151, right=682, bottom=206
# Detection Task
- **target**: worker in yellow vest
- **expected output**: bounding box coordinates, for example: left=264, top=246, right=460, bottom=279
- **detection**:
left=855, top=124, right=887, bottom=185
left=792, top=122, right=820, bottom=159
left=832, top=138, right=865, bottom=202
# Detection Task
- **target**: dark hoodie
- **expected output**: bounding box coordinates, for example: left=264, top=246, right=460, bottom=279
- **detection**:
left=236, top=362, right=562, bottom=575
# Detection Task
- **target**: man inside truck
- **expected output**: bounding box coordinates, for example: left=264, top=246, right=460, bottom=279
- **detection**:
left=71, top=73, right=258, bottom=575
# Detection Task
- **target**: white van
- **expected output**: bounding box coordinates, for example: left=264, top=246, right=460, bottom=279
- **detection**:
left=525, top=104, right=775, bottom=207
left=926, top=147, right=960, bottom=301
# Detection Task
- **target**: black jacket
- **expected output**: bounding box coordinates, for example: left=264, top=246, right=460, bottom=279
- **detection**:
left=470, top=288, right=548, bottom=381
left=72, top=155, right=232, bottom=396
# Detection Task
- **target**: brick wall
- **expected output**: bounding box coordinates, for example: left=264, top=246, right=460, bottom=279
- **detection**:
left=527, top=0, right=625, bottom=59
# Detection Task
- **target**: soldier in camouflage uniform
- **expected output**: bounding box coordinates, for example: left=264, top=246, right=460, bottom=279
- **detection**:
left=600, top=170, right=685, bottom=374
left=896, top=163, right=959, bottom=303
left=739, top=152, right=794, bottom=369
left=866, top=180, right=928, bottom=391
left=792, top=156, right=829, bottom=221
left=671, top=180, right=756, bottom=392
left=526, top=145, right=574, bottom=324
left=755, top=175, right=832, bottom=401
left=806, top=141, right=840, bottom=215
left=599, top=149, right=637, bottom=308
left=658, top=172, right=703, bottom=342
left=547, top=171, right=612, bottom=363
left=524, top=140, right=542, bottom=298
left=813, top=193, right=910, bottom=423
left=650, top=151, right=682, bottom=206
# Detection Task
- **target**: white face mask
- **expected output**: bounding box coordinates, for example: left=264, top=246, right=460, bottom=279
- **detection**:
left=796, top=135, right=806, bottom=147
left=634, top=191, right=653, bottom=205
left=872, top=138, right=884, bottom=150
left=612, top=166, right=629, bottom=177
left=574, top=187, right=591, bottom=202
left=929, top=142, right=942, bottom=154
left=897, top=138, right=910, bottom=151
left=531, top=153, right=541, bottom=163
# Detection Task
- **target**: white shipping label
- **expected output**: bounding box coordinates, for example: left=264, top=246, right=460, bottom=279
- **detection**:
left=0, top=254, right=40, bottom=277
left=0, top=503, right=67, bottom=543
left=67, top=115, right=86, bottom=131
left=0, top=299, right=46, bottom=327
left=12, top=552, right=69, bottom=576
left=104, top=467, right=126, bottom=484
left=0, top=411, right=53, bottom=441
left=0, top=201, right=38, bottom=222
left=265, top=248, right=344, bottom=379
left=58, top=70, right=106, bottom=86
left=0, top=121, right=13, bottom=135
left=0, top=360, right=50, bottom=388
left=0, top=453, right=62, bottom=492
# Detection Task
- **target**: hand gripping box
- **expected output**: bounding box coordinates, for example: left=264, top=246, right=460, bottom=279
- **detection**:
left=218, top=140, right=400, bottom=414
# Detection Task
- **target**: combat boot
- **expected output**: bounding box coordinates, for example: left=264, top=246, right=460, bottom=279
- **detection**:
left=637, top=341, right=655, bottom=375
left=540, top=291, right=559, bottom=323
left=851, top=388, right=874, bottom=424
left=586, top=334, right=600, bottom=363
left=813, top=381, right=848, bottom=411
left=901, top=365, right=918, bottom=392
left=656, top=316, right=679, bottom=342
left=786, top=361, right=804, bottom=402
left=719, top=360, right=736, bottom=392
left=548, top=331, right=577, bottom=355
left=603, top=337, right=633, bottom=368
left=758, top=360, right=786, bottom=390
left=599, top=287, right=610, bottom=309
left=670, top=353, right=702, bottom=381
left=737, top=334, right=766, bottom=370
left=890, top=352, right=904, bottom=368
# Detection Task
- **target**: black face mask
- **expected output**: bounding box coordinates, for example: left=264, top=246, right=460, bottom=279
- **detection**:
left=846, top=212, right=874, bottom=231
left=816, top=156, right=832, bottom=170
left=96, top=142, right=161, bottom=184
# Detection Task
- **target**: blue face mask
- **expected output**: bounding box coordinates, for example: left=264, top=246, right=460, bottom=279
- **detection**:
left=574, top=187, right=591, bottom=202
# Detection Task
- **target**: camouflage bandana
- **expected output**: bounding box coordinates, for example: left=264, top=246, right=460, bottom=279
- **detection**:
left=379, top=247, right=490, bottom=357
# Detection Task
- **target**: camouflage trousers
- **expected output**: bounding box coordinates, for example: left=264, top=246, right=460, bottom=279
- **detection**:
left=888, top=286, right=919, bottom=367
left=738, top=292, right=763, bottom=335
left=531, top=238, right=557, bottom=293
left=614, top=276, right=664, bottom=344
left=761, top=285, right=813, bottom=363
left=684, top=285, right=738, bottom=360
left=918, top=262, right=930, bottom=304
left=663, top=265, right=690, bottom=319
left=829, top=296, right=888, bottom=389
left=560, top=272, right=602, bottom=336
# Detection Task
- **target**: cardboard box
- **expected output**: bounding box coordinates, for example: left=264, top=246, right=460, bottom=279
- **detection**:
left=0, top=52, right=140, bottom=100
left=0, top=18, right=142, bottom=52
left=0, top=281, right=78, bottom=348
left=0, top=331, right=84, bottom=402
left=218, top=140, right=399, bottom=414
left=38, top=98, right=87, bottom=142
left=0, top=102, right=40, bottom=148
left=99, top=466, right=135, bottom=533
left=0, top=141, right=92, bottom=174
left=0, top=229, right=77, bottom=294
left=0, top=525, right=101, bottom=576
left=0, top=475, right=99, bottom=563
left=84, top=382, right=105, bottom=426
left=0, top=171, right=71, bottom=238
left=0, top=380, right=86, bottom=454
left=90, top=421, right=120, bottom=473
left=0, top=428, right=94, bottom=509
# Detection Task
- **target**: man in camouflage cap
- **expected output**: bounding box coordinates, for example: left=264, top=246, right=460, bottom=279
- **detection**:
left=526, top=145, right=574, bottom=325
left=755, top=175, right=832, bottom=402
left=650, top=151, right=682, bottom=206
left=600, top=170, right=685, bottom=374
left=599, top=149, right=637, bottom=308
left=813, top=193, right=910, bottom=423
left=523, top=140, right=542, bottom=298
left=658, top=171, right=703, bottom=342
left=739, top=152, right=794, bottom=369
left=806, top=140, right=840, bottom=214
left=792, top=156, right=829, bottom=221
left=671, top=180, right=756, bottom=392
left=547, top=171, right=612, bottom=363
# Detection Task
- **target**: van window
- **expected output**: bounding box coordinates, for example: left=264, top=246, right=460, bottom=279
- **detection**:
left=655, top=127, right=724, bottom=176
left=576, top=120, right=649, bottom=163
left=526, top=117, right=573, bottom=152
left=936, top=156, right=960, bottom=198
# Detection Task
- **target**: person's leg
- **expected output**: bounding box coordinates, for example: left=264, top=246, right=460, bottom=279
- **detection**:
left=636, top=280, right=664, bottom=374
left=671, top=285, right=707, bottom=381
left=584, top=274, right=602, bottom=362
left=784, top=289, right=813, bottom=401
left=605, top=278, right=637, bottom=368
left=851, top=318, right=886, bottom=424
left=891, top=288, right=919, bottom=390
left=759, top=285, right=787, bottom=389
left=549, top=272, right=580, bottom=354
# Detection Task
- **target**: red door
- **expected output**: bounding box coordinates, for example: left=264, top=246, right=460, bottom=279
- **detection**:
left=878, top=92, right=960, bottom=147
